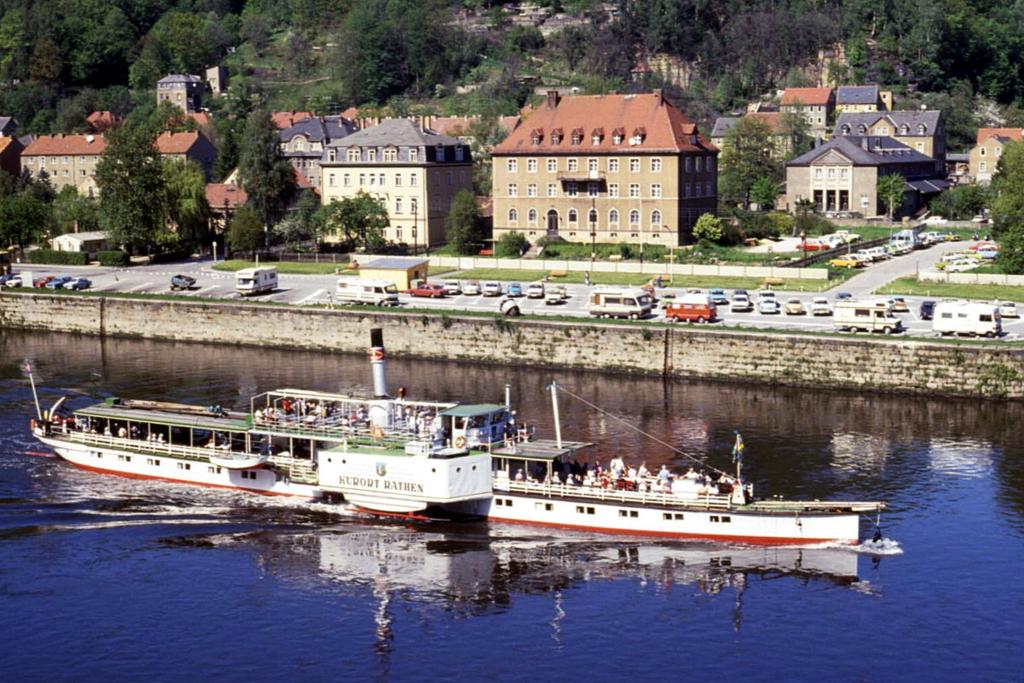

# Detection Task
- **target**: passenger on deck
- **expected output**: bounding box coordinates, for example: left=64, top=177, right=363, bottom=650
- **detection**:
left=515, top=469, right=524, bottom=481
left=638, top=462, right=650, bottom=479
left=683, top=467, right=699, bottom=480
left=658, top=465, right=671, bottom=484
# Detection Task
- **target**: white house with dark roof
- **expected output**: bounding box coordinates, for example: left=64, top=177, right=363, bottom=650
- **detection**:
left=834, top=110, right=945, bottom=171
left=156, top=74, right=204, bottom=113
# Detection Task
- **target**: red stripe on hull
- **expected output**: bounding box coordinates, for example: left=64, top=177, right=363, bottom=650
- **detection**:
left=486, top=515, right=858, bottom=546
left=61, top=458, right=307, bottom=498
left=351, top=506, right=432, bottom=522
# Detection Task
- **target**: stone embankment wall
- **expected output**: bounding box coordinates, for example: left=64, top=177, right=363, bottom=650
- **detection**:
left=2, top=292, right=1023, bottom=399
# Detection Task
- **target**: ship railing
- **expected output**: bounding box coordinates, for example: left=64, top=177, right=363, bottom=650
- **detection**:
left=502, top=479, right=734, bottom=510
left=268, top=454, right=318, bottom=484
left=251, top=414, right=433, bottom=444
left=58, top=429, right=253, bottom=463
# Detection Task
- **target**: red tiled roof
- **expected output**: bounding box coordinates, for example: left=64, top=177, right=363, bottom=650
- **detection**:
left=340, top=107, right=359, bottom=121
left=155, top=131, right=203, bottom=154
left=977, top=128, right=1023, bottom=144
left=746, top=111, right=785, bottom=134
left=781, top=87, right=833, bottom=106
left=428, top=116, right=475, bottom=136
left=271, top=111, right=313, bottom=129
left=187, top=112, right=211, bottom=127
left=23, top=134, right=106, bottom=156
left=0, top=138, right=17, bottom=154
left=494, top=92, right=714, bottom=154
left=293, top=167, right=320, bottom=196
left=85, top=111, right=122, bottom=131
left=205, top=183, right=247, bottom=209
left=498, top=115, right=520, bottom=134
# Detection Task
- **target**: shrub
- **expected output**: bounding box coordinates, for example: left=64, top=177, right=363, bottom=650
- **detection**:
left=693, top=213, right=724, bottom=242
left=149, top=249, right=191, bottom=264
left=28, top=249, right=88, bottom=265
left=97, top=250, right=130, bottom=267
left=496, top=231, right=529, bottom=257
left=764, top=212, right=794, bottom=236
left=617, top=243, right=634, bottom=259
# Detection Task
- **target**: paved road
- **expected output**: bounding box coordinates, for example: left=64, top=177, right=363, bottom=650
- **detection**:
left=9, top=245, right=1020, bottom=341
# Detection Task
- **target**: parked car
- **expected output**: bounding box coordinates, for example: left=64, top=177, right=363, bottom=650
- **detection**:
left=888, top=297, right=910, bottom=313
left=482, top=281, right=503, bottom=297
left=170, top=274, right=196, bottom=291
left=708, top=288, right=729, bottom=305
left=733, top=289, right=749, bottom=298
left=442, top=280, right=462, bottom=295
left=827, top=256, right=863, bottom=269
left=407, top=283, right=445, bottom=298
left=922, top=215, right=948, bottom=226
left=498, top=297, right=521, bottom=317
left=545, top=285, right=566, bottom=305
left=730, top=294, right=753, bottom=312
left=33, top=275, right=54, bottom=288
left=756, top=290, right=777, bottom=302
left=507, top=282, right=523, bottom=297
left=664, top=294, right=717, bottom=323
left=810, top=297, right=833, bottom=316
left=4, top=274, right=24, bottom=288
left=526, top=282, right=545, bottom=299
left=836, top=292, right=853, bottom=301
left=919, top=300, right=936, bottom=320
left=758, top=298, right=781, bottom=314
left=971, top=214, right=990, bottom=224
left=783, top=298, right=806, bottom=315
left=977, top=246, right=999, bottom=259
left=997, top=301, right=1019, bottom=319
left=44, top=276, right=73, bottom=289
left=463, top=281, right=482, bottom=295
left=63, top=277, right=92, bottom=291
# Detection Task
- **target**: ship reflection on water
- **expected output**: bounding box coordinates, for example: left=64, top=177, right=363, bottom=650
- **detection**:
left=205, top=523, right=872, bottom=652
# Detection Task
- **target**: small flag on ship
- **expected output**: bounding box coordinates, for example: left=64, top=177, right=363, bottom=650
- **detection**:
left=732, top=431, right=744, bottom=464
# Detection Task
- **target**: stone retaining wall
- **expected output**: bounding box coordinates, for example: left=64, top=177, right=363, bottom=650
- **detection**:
left=2, top=292, right=1022, bottom=398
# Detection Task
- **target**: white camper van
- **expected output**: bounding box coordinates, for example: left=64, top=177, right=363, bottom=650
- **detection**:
left=588, top=286, right=653, bottom=319
left=833, top=300, right=904, bottom=334
left=235, top=267, right=278, bottom=296
left=933, top=301, right=1001, bottom=337
left=335, top=277, right=400, bottom=306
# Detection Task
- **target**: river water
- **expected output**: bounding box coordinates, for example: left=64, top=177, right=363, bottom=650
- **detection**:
left=1, top=330, right=1022, bottom=681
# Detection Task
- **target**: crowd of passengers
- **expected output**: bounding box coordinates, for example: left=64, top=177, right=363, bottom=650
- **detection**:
left=252, top=395, right=447, bottom=441
left=514, top=455, right=745, bottom=497
left=46, top=413, right=237, bottom=450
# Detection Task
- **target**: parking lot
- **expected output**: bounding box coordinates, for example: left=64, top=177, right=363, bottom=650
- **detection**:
left=6, top=255, right=1024, bottom=341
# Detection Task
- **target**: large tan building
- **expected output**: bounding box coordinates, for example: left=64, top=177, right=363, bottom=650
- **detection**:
left=155, top=131, right=217, bottom=179
left=491, top=90, right=718, bottom=247
left=835, top=111, right=945, bottom=172
left=785, top=136, right=947, bottom=218
left=319, top=119, right=473, bottom=248
left=970, top=128, right=1022, bottom=184
left=21, top=134, right=107, bottom=195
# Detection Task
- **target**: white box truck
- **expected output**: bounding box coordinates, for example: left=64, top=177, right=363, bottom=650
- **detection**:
left=588, top=286, right=653, bottom=319
left=235, top=267, right=278, bottom=296
left=833, top=300, right=904, bottom=334
left=933, top=301, right=1001, bottom=337
left=335, top=277, right=400, bottom=306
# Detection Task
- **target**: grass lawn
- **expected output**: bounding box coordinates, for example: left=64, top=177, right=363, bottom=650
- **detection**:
left=213, top=260, right=352, bottom=275
left=449, top=268, right=831, bottom=292
left=877, top=277, right=1024, bottom=302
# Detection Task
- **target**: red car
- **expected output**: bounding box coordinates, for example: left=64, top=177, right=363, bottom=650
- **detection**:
left=407, top=283, right=445, bottom=298
left=33, top=275, right=55, bottom=288
left=797, top=240, right=827, bottom=251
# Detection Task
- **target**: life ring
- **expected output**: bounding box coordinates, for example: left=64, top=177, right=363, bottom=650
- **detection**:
left=454, top=436, right=467, bottom=449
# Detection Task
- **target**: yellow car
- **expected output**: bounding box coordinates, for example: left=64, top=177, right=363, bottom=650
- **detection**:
left=827, top=256, right=863, bottom=269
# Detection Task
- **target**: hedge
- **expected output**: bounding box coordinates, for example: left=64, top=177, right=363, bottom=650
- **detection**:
left=149, top=249, right=191, bottom=264
left=28, top=249, right=88, bottom=266
left=98, top=250, right=130, bottom=267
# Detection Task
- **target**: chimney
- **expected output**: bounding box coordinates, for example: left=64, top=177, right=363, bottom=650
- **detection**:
left=369, top=328, right=388, bottom=398
left=861, top=138, right=869, bottom=151
left=546, top=90, right=560, bottom=110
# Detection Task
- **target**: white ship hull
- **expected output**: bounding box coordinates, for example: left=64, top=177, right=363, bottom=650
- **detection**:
left=36, top=433, right=319, bottom=500
left=468, top=489, right=862, bottom=545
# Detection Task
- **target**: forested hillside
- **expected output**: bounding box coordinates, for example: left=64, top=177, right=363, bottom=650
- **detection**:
left=2, top=0, right=1023, bottom=148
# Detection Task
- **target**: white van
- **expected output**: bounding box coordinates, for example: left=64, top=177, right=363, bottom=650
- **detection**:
left=933, top=301, right=1001, bottom=337
left=833, top=300, right=904, bottom=334
left=335, top=277, right=399, bottom=306
left=588, top=286, right=653, bottom=319
left=235, top=267, right=278, bottom=296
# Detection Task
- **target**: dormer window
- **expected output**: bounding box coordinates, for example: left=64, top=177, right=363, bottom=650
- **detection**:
left=409, top=148, right=418, bottom=162
left=531, top=128, right=543, bottom=145
left=841, top=124, right=851, bottom=135
left=435, top=144, right=444, bottom=160
left=630, top=127, right=646, bottom=145
left=899, top=125, right=909, bottom=135
left=328, top=149, right=337, bottom=162
left=551, top=128, right=563, bottom=145
left=454, top=145, right=464, bottom=161
left=917, top=124, right=927, bottom=134
left=591, top=128, right=603, bottom=145
left=367, top=149, right=376, bottom=162
left=858, top=124, right=867, bottom=134
left=612, top=127, right=625, bottom=144
left=346, top=148, right=360, bottom=162
left=383, top=148, right=397, bottom=162
left=571, top=128, right=583, bottom=145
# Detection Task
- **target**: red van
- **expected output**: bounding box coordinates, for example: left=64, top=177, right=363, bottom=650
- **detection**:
left=664, top=295, right=718, bottom=323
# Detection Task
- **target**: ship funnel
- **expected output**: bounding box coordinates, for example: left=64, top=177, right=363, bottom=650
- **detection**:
left=369, top=328, right=388, bottom=398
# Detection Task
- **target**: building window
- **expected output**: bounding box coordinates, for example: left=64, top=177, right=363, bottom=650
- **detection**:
left=651, top=158, right=662, bottom=172
left=566, top=182, right=578, bottom=197
left=696, top=157, right=703, bottom=172
left=328, top=174, right=336, bottom=187
left=629, top=158, right=640, bottom=173
left=410, top=198, right=418, bottom=214
left=369, top=174, right=376, bottom=186
left=841, top=168, right=848, bottom=179
left=916, top=142, right=924, bottom=152
left=528, top=208, right=538, bottom=225
left=447, top=171, right=453, bottom=186
left=629, top=210, right=640, bottom=227
left=815, top=168, right=822, bottom=179
left=651, top=209, right=662, bottom=226
left=547, top=183, right=557, bottom=197
left=547, top=158, right=557, bottom=172
left=571, top=131, right=582, bottom=145
left=651, top=183, right=661, bottom=198
left=527, top=183, right=537, bottom=197
left=683, top=184, right=690, bottom=198
left=435, top=144, right=444, bottom=160
left=395, top=198, right=402, bottom=214
left=585, top=182, right=597, bottom=197
left=410, top=174, right=418, bottom=187
left=395, top=174, right=402, bottom=186
left=705, top=182, right=712, bottom=196
left=347, top=149, right=360, bottom=162
left=609, top=183, right=619, bottom=198
left=567, top=158, right=579, bottom=172
left=454, top=146, right=464, bottom=162
left=409, top=148, right=418, bottom=161
left=383, top=148, right=396, bottom=162
left=628, top=183, right=639, bottom=198
left=509, top=208, right=518, bottom=224
left=527, top=158, right=537, bottom=173
left=609, top=209, right=619, bottom=226
left=608, top=158, right=620, bottom=173
left=685, top=157, right=692, bottom=173
left=508, top=184, right=517, bottom=197
left=588, top=158, right=599, bottom=173
left=828, top=167, right=835, bottom=179
left=980, top=161, right=987, bottom=172
left=507, top=159, right=518, bottom=173
left=568, top=209, right=578, bottom=225
left=359, top=173, right=366, bottom=186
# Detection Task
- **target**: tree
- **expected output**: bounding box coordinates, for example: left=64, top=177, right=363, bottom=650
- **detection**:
left=321, top=193, right=389, bottom=252
left=991, top=140, right=1024, bottom=238
left=52, top=186, right=99, bottom=235
left=445, top=190, right=482, bottom=255
left=876, top=173, right=906, bottom=222
left=227, top=206, right=264, bottom=257
left=496, top=231, right=528, bottom=258
left=718, top=117, right=778, bottom=208
left=95, top=122, right=165, bottom=254
left=237, top=108, right=295, bottom=233
left=0, top=192, right=50, bottom=251
left=162, top=159, right=210, bottom=246
left=996, top=229, right=1024, bottom=275
left=692, top=213, right=723, bottom=243
left=749, top=177, right=780, bottom=211
left=778, top=110, right=813, bottom=160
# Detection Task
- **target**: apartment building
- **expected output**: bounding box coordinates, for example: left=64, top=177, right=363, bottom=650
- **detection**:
left=779, top=87, right=834, bottom=135
left=21, top=134, right=107, bottom=195
left=970, top=128, right=1022, bottom=184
